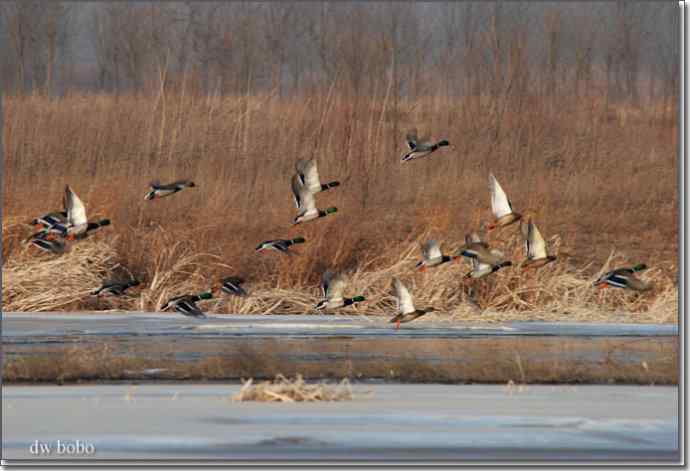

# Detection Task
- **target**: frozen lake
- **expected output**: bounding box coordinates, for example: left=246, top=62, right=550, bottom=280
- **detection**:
left=3, top=312, right=678, bottom=339
left=3, top=313, right=678, bottom=383
left=2, top=384, right=679, bottom=462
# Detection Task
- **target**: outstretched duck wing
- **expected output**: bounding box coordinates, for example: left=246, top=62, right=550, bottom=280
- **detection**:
left=64, top=185, right=88, bottom=228
left=295, top=159, right=321, bottom=193
left=291, top=174, right=304, bottom=209
left=325, top=272, right=346, bottom=300
left=527, top=221, right=549, bottom=260
left=393, top=277, right=416, bottom=315
left=489, top=174, right=514, bottom=219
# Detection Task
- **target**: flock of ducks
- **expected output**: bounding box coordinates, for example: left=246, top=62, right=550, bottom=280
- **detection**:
left=27, top=130, right=652, bottom=326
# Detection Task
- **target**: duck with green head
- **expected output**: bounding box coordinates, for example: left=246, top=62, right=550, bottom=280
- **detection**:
left=291, top=175, right=337, bottom=225
left=416, top=240, right=459, bottom=272
left=400, top=129, right=450, bottom=162
left=144, top=180, right=196, bottom=200
left=256, top=237, right=306, bottom=255
left=593, top=264, right=652, bottom=292
left=161, top=292, right=213, bottom=318
left=315, top=270, right=365, bottom=310
left=40, top=185, right=110, bottom=241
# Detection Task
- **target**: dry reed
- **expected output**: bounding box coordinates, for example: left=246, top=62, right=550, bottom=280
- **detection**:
left=232, top=375, right=353, bottom=402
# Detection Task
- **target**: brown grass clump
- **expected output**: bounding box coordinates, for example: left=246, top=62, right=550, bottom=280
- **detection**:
left=2, top=92, right=678, bottom=320
left=232, top=375, right=353, bottom=402
left=2, top=238, right=118, bottom=312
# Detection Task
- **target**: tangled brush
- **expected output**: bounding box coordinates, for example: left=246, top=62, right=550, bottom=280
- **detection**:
left=232, top=374, right=353, bottom=402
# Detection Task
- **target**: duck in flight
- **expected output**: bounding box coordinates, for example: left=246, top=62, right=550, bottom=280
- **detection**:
left=93, top=279, right=141, bottom=296
left=593, top=264, right=651, bottom=292
left=220, top=276, right=248, bottom=297
left=315, top=270, right=365, bottom=310
left=144, top=180, right=196, bottom=200
left=37, top=185, right=110, bottom=241
left=161, top=292, right=213, bottom=318
left=256, top=237, right=306, bottom=255
left=388, top=277, right=436, bottom=329
left=401, top=129, right=450, bottom=162
left=416, top=240, right=458, bottom=271
left=291, top=174, right=337, bottom=225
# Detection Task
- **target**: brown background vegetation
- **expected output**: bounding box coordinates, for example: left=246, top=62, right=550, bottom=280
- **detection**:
left=1, top=2, right=679, bottom=319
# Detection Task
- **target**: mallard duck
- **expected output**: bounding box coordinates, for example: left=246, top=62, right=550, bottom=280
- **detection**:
left=294, top=159, right=340, bottom=199
left=487, top=174, right=522, bottom=231
left=465, top=255, right=504, bottom=280
left=144, top=180, right=196, bottom=200
left=255, top=237, right=305, bottom=255
left=456, top=233, right=512, bottom=271
left=220, top=276, right=248, bottom=297
left=416, top=240, right=458, bottom=271
left=459, top=230, right=511, bottom=279
left=400, top=129, right=450, bottom=162
left=593, top=264, right=652, bottom=292
left=292, top=177, right=337, bottom=225
left=315, top=270, right=365, bottom=310
left=29, top=233, right=66, bottom=254
left=520, top=220, right=557, bottom=269
left=41, top=185, right=110, bottom=240
left=93, top=279, right=140, bottom=296
left=388, top=278, right=435, bottom=329
left=161, top=292, right=213, bottom=318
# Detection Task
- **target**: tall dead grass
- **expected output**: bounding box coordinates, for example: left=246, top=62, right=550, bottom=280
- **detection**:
left=2, top=91, right=678, bottom=321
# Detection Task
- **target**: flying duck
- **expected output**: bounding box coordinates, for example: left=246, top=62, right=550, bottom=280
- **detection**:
left=144, top=180, right=196, bottom=200
left=416, top=240, right=457, bottom=271
left=220, top=276, right=248, bottom=297
left=255, top=237, right=306, bottom=255
left=388, top=277, right=436, bottom=329
left=292, top=176, right=337, bottom=225
left=400, top=129, right=450, bottom=162
left=160, top=292, right=213, bottom=318
left=315, top=270, right=365, bottom=310
left=93, top=279, right=141, bottom=296
left=593, top=264, right=652, bottom=292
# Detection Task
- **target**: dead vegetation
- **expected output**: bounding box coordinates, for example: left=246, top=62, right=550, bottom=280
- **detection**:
left=231, top=375, right=353, bottom=402
left=2, top=92, right=678, bottom=321
left=4, top=336, right=678, bottom=385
